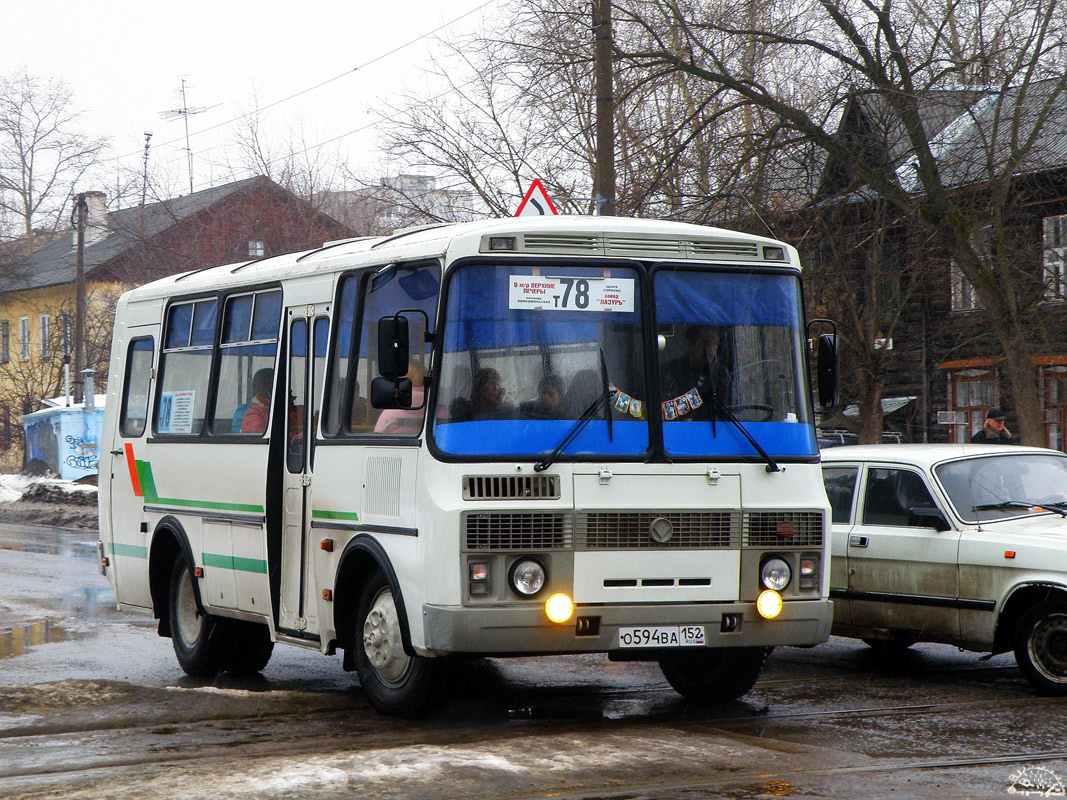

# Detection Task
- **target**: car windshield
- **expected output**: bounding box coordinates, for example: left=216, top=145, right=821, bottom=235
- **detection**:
left=935, top=453, right=1067, bottom=523
left=432, top=262, right=648, bottom=458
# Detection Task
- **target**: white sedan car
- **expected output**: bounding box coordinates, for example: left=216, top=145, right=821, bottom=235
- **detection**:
left=822, top=444, right=1067, bottom=694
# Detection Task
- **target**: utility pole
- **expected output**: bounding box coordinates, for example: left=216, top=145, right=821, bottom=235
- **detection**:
left=592, top=0, right=617, bottom=216
left=70, top=194, right=88, bottom=404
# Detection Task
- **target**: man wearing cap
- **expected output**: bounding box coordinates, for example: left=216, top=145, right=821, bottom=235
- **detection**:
left=971, top=408, right=1014, bottom=444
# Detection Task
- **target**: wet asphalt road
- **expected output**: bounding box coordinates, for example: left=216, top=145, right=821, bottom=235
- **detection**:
left=1, top=522, right=1066, bottom=799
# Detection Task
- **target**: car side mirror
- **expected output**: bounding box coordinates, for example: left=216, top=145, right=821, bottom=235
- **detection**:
left=909, top=506, right=951, bottom=531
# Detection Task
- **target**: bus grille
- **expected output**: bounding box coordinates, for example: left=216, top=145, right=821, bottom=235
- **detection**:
left=575, top=511, right=737, bottom=549
left=743, top=511, right=824, bottom=547
left=463, top=474, right=561, bottom=500
left=463, top=512, right=572, bottom=550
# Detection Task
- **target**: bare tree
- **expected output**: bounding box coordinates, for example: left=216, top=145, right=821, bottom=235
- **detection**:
left=0, top=68, right=108, bottom=252
left=612, top=0, right=1067, bottom=445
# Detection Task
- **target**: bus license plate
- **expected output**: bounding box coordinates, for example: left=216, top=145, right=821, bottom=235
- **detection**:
left=618, top=626, right=705, bottom=648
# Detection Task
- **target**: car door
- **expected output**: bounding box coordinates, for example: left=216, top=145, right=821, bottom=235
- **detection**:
left=847, top=464, right=962, bottom=640
left=822, top=464, right=860, bottom=626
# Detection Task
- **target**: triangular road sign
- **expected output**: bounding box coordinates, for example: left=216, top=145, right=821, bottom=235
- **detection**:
left=515, top=179, right=559, bottom=216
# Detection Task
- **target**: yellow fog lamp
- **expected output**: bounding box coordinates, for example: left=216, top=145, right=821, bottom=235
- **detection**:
left=544, top=593, right=574, bottom=624
left=756, top=589, right=784, bottom=619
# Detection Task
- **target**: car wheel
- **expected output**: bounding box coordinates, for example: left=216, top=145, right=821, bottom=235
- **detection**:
left=1014, top=601, right=1067, bottom=695
left=354, top=573, right=440, bottom=717
left=658, top=647, right=769, bottom=703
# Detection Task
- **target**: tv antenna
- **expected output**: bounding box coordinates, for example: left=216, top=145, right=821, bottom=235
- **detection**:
left=159, top=77, right=219, bottom=194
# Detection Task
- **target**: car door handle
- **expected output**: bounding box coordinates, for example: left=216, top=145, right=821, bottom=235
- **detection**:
left=849, top=535, right=869, bottom=548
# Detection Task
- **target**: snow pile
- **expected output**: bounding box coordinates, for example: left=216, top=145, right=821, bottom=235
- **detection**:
left=0, top=474, right=97, bottom=505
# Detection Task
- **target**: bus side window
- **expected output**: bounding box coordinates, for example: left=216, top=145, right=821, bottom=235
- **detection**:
left=323, top=276, right=358, bottom=435
left=155, top=298, right=217, bottom=436
left=120, top=337, right=154, bottom=438
left=360, top=264, right=439, bottom=436
left=210, top=290, right=282, bottom=436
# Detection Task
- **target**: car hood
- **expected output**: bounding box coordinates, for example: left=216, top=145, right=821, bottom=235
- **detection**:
left=973, top=513, right=1067, bottom=541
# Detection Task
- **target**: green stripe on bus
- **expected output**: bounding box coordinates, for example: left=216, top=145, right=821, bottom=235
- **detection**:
left=202, top=552, right=269, bottom=574
left=312, top=509, right=360, bottom=521
left=107, top=542, right=149, bottom=559
left=136, top=459, right=265, bottom=515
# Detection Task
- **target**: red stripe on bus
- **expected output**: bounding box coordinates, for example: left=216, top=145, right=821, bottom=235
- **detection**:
left=125, top=443, right=143, bottom=497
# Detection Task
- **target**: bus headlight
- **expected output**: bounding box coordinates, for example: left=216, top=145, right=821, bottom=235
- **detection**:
left=756, top=590, right=783, bottom=619
left=760, top=557, right=791, bottom=591
left=509, top=558, right=546, bottom=597
left=544, top=593, right=574, bottom=623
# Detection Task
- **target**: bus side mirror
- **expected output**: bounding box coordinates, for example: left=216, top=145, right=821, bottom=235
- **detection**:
left=378, top=315, right=409, bottom=381
left=816, top=332, right=838, bottom=412
left=371, top=375, right=413, bottom=409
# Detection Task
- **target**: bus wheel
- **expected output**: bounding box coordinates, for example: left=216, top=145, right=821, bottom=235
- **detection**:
left=658, top=647, right=769, bottom=703
left=354, top=574, right=439, bottom=717
left=168, top=557, right=224, bottom=677
left=1015, top=601, right=1067, bottom=695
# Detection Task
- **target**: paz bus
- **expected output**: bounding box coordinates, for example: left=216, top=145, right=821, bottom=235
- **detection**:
left=98, top=215, right=837, bottom=716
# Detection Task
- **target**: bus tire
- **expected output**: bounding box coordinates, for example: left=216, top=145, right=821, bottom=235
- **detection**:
left=1014, top=601, right=1067, bottom=695
left=658, top=646, right=769, bottom=703
left=168, top=557, right=225, bottom=677
left=353, top=573, right=439, bottom=717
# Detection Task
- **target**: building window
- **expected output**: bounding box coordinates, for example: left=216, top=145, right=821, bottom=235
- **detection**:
left=38, top=315, right=50, bottom=359
left=0, top=321, right=9, bottom=365
left=947, top=368, right=997, bottom=442
left=248, top=240, right=265, bottom=258
left=1044, top=365, right=1067, bottom=452
left=1045, top=215, right=1067, bottom=300
left=950, top=263, right=983, bottom=311
left=18, top=317, right=29, bottom=361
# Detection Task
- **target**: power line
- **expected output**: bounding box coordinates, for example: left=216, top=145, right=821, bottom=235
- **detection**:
left=114, top=0, right=494, bottom=165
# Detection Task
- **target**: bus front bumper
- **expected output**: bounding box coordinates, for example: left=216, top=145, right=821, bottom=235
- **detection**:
left=420, top=599, right=833, bottom=655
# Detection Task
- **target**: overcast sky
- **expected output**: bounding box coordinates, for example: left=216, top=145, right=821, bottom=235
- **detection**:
left=3, top=0, right=493, bottom=198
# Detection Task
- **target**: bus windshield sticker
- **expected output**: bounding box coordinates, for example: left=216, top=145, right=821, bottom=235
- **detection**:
left=158, top=390, right=195, bottom=434
left=508, top=276, right=635, bottom=313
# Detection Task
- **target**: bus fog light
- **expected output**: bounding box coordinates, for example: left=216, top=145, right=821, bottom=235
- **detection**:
left=799, top=557, right=818, bottom=590
left=544, top=593, right=574, bottom=623
left=757, top=590, right=783, bottom=619
left=509, top=558, right=546, bottom=597
left=760, top=557, right=791, bottom=591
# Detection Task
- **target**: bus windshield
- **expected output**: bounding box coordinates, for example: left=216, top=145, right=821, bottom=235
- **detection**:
left=431, top=262, right=815, bottom=460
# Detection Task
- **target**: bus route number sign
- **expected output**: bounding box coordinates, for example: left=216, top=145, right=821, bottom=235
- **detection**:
left=618, top=625, right=706, bottom=648
left=509, top=276, right=635, bottom=313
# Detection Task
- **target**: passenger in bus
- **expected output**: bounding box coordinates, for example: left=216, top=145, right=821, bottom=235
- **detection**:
left=240, top=368, right=274, bottom=434
left=450, top=367, right=513, bottom=421
left=519, top=374, right=564, bottom=419
left=661, top=324, right=730, bottom=420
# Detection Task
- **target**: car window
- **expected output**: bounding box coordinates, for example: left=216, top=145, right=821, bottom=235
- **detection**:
left=862, top=467, right=937, bottom=527
left=822, top=466, right=858, bottom=524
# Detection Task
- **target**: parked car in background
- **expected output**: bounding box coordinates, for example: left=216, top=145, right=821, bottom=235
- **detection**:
left=822, top=444, right=1067, bottom=694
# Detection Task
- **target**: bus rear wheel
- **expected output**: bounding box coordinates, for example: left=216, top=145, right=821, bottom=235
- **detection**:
left=353, top=574, right=439, bottom=717
left=658, top=647, right=769, bottom=703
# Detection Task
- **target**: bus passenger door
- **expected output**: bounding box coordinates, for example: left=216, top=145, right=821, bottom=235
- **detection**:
left=278, top=307, right=330, bottom=635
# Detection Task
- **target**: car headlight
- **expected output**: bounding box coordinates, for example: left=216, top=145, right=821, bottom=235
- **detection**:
left=760, top=557, right=791, bottom=591
left=509, top=558, right=546, bottom=597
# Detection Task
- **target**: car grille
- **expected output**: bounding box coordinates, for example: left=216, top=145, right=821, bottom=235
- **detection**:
left=575, top=511, right=737, bottom=549
left=743, top=511, right=824, bottom=547
left=463, top=512, right=572, bottom=550
left=463, top=474, right=560, bottom=500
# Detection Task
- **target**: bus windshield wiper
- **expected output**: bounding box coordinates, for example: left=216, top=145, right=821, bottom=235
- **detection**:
left=973, top=500, right=1067, bottom=517
left=535, top=389, right=615, bottom=473
left=599, top=349, right=613, bottom=443
left=703, top=355, right=781, bottom=473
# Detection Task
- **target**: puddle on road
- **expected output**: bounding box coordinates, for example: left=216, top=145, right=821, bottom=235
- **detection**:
left=0, top=538, right=98, bottom=559
left=0, top=618, right=67, bottom=658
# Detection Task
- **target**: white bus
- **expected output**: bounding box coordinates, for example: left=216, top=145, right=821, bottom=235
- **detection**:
left=98, top=215, right=837, bottom=716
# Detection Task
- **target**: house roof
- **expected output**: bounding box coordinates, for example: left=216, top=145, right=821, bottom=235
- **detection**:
left=0, top=176, right=273, bottom=293
left=819, top=77, right=1067, bottom=201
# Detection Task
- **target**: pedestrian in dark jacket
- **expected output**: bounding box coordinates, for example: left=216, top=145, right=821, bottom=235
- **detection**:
left=971, top=408, right=1013, bottom=444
